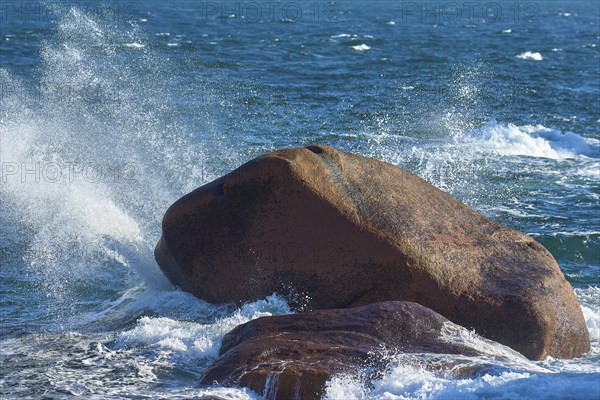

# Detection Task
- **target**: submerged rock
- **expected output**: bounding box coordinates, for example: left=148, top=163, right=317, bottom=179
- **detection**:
left=156, top=145, right=589, bottom=359
left=199, top=301, right=483, bottom=400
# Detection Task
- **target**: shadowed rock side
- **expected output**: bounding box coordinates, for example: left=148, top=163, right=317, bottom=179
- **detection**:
left=200, top=301, right=483, bottom=400
left=155, top=145, right=589, bottom=359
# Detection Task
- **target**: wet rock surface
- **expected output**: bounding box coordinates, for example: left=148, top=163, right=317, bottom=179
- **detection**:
left=200, top=301, right=482, bottom=400
left=156, top=145, right=589, bottom=359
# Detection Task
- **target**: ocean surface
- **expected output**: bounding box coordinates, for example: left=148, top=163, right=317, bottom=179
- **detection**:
left=1, top=1, right=599, bottom=398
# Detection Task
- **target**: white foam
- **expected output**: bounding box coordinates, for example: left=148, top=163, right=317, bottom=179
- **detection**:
left=387, top=21, right=396, bottom=25
left=468, top=121, right=599, bottom=160
left=581, top=305, right=600, bottom=341
left=576, top=287, right=600, bottom=341
left=531, top=232, right=600, bottom=240
left=0, top=4, right=209, bottom=302
left=124, top=42, right=145, bottom=48
left=502, top=29, right=512, bottom=33
left=190, top=387, right=259, bottom=399
left=441, top=323, right=539, bottom=365
left=352, top=44, right=371, bottom=51
left=486, top=206, right=546, bottom=219
left=324, top=364, right=536, bottom=400
left=119, top=316, right=223, bottom=358
left=516, top=51, right=543, bottom=61
left=28, top=329, right=261, bottom=400
left=117, top=293, right=291, bottom=361
left=574, top=163, right=600, bottom=179
left=322, top=285, right=600, bottom=399
left=325, top=344, right=597, bottom=400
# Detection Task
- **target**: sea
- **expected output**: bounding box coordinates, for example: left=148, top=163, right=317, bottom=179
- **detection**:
left=0, top=1, right=598, bottom=399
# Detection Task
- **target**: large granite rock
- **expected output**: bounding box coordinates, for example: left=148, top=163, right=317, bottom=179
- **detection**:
left=155, top=145, right=589, bottom=359
left=200, top=301, right=483, bottom=400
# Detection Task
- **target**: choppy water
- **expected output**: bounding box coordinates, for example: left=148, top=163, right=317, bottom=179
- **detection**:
left=1, top=1, right=598, bottom=399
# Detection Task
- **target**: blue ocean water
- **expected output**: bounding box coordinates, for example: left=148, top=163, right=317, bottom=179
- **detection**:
left=0, top=1, right=598, bottom=398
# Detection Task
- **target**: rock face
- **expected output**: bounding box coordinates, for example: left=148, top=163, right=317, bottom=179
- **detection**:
left=156, top=145, right=589, bottom=360
left=200, top=301, right=482, bottom=400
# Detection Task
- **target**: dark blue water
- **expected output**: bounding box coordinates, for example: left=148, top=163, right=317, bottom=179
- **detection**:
left=1, top=1, right=599, bottom=398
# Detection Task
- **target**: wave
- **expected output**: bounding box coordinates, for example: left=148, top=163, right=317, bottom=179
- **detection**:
left=362, top=117, right=599, bottom=213
left=1, top=3, right=597, bottom=400
left=516, top=51, right=543, bottom=61
left=1, top=291, right=289, bottom=398
left=352, top=44, right=371, bottom=51
left=323, top=287, right=600, bottom=400
left=466, top=121, right=599, bottom=160
left=324, top=365, right=598, bottom=400
left=0, top=5, right=210, bottom=310
left=97, top=286, right=599, bottom=400
left=115, top=293, right=290, bottom=362
left=576, top=287, right=600, bottom=341
left=331, top=33, right=354, bottom=38
left=123, top=42, right=145, bottom=48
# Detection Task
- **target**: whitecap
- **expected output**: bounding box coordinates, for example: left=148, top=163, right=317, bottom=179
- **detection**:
left=332, top=33, right=353, bottom=38
left=574, top=165, right=600, bottom=179
left=575, top=287, right=600, bottom=341
left=529, top=231, right=600, bottom=238
left=486, top=206, right=545, bottom=218
left=117, top=293, right=291, bottom=360
left=124, top=42, right=145, bottom=49
left=324, top=363, right=539, bottom=400
left=118, top=316, right=223, bottom=358
left=352, top=44, right=370, bottom=51
left=468, top=122, right=598, bottom=159
left=387, top=21, right=396, bottom=25
left=502, top=29, right=512, bottom=33
left=440, top=322, right=543, bottom=368
left=516, top=51, right=543, bottom=61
